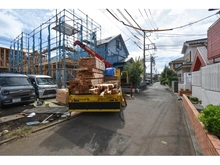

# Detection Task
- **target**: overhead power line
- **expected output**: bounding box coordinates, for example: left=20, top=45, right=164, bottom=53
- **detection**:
left=144, top=9, right=155, bottom=29
left=148, top=9, right=158, bottom=29
left=106, top=9, right=219, bottom=32
left=155, top=33, right=207, bottom=37
left=116, top=9, right=153, bottom=44
left=124, top=9, right=142, bottom=29
left=117, top=9, right=143, bottom=37
left=156, top=33, right=206, bottom=36
left=172, top=12, right=219, bottom=30
left=138, top=9, right=152, bottom=30
left=99, top=9, right=142, bottom=50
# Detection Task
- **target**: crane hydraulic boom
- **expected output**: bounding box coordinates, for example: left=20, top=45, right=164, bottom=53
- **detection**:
left=73, top=40, right=112, bottom=68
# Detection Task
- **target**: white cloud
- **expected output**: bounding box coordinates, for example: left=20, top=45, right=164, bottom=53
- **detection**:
left=0, top=10, right=24, bottom=38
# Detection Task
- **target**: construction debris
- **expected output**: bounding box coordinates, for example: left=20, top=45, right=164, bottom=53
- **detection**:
left=27, top=112, right=36, bottom=118
left=26, top=121, right=40, bottom=126
left=0, top=130, right=9, bottom=136
left=41, top=114, right=53, bottom=124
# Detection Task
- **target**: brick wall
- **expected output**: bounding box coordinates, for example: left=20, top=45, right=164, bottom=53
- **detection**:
left=182, top=94, right=220, bottom=155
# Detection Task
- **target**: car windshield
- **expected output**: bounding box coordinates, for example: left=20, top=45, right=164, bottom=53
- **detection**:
left=0, top=77, right=30, bottom=86
left=36, top=77, right=56, bottom=85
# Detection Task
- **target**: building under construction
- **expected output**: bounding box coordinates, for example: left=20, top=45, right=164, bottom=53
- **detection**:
left=9, top=9, right=102, bottom=88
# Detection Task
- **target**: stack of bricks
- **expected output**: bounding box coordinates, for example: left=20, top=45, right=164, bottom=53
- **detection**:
left=69, top=56, right=105, bottom=94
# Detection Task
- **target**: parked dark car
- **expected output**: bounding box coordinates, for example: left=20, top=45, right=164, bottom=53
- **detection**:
left=27, top=74, right=58, bottom=99
left=0, top=73, right=36, bottom=108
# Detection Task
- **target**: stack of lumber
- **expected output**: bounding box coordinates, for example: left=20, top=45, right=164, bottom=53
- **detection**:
left=68, top=56, right=120, bottom=96
left=89, top=83, right=120, bottom=97
left=69, top=56, right=105, bottom=94
left=79, top=56, right=105, bottom=71
left=56, top=88, right=69, bottom=104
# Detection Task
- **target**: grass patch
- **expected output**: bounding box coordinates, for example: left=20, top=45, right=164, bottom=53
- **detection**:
left=5, top=126, right=33, bottom=139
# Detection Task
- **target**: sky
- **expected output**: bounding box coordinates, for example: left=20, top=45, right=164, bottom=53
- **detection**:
left=0, top=1, right=220, bottom=74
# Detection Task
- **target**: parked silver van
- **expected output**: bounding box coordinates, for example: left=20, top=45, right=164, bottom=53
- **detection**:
left=0, top=73, right=36, bottom=108
left=28, top=74, right=58, bottom=99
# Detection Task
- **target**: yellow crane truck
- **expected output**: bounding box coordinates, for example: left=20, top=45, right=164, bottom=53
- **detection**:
left=68, top=40, right=127, bottom=122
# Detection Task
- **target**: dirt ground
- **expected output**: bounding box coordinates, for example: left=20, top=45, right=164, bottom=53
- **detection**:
left=0, top=99, right=67, bottom=141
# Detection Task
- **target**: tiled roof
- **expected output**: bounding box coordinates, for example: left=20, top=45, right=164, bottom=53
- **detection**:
left=181, top=38, right=207, bottom=54
left=170, top=56, right=184, bottom=62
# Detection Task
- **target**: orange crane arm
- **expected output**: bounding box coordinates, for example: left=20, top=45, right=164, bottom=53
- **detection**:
left=74, top=40, right=112, bottom=68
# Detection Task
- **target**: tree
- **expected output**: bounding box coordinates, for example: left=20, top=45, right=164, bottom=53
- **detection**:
left=123, top=57, right=144, bottom=88
left=160, top=65, right=178, bottom=86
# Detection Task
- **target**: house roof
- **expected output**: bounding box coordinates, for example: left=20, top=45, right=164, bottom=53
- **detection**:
left=0, top=46, right=10, bottom=50
left=97, top=34, right=120, bottom=45
left=197, top=46, right=209, bottom=65
left=170, top=56, right=184, bottom=63
left=82, top=34, right=121, bottom=46
left=168, top=56, right=184, bottom=66
left=181, top=38, right=207, bottom=54
left=208, top=17, right=220, bottom=30
left=190, top=46, right=212, bottom=72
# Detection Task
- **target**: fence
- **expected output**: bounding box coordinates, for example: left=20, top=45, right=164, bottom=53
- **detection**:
left=192, top=63, right=220, bottom=92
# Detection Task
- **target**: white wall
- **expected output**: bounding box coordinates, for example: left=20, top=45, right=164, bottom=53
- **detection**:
left=202, top=89, right=220, bottom=107
left=192, top=86, right=202, bottom=101
left=191, top=63, right=220, bottom=107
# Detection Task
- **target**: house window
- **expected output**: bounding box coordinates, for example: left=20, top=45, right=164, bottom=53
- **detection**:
left=116, top=40, right=122, bottom=50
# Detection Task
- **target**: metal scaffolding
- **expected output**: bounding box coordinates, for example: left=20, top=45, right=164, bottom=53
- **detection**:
left=10, top=9, right=101, bottom=88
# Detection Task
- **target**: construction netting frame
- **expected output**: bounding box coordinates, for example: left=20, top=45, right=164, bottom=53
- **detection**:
left=9, top=9, right=101, bottom=88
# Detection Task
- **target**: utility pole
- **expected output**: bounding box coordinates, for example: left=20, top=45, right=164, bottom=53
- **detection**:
left=145, top=43, right=156, bottom=85
left=150, top=55, right=152, bottom=84
left=143, top=31, right=146, bottom=82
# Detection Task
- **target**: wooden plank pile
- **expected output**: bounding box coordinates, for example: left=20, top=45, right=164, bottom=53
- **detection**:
left=78, top=57, right=105, bottom=71
left=89, top=83, right=120, bottom=97
left=68, top=56, right=104, bottom=94
left=68, top=56, right=120, bottom=96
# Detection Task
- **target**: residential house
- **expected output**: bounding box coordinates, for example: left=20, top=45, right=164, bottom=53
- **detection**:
left=177, top=38, right=207, bottom=91
left=96, top=34, right=129, bottom=65
left=75, top=34, right=129, bottom=67
left=191, top=17, right=220, bottom=107
left=169, top=56, right=184, bottom=73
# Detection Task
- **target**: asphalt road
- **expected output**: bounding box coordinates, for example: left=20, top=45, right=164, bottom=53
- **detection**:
left=0, top=82, right=198, bottom=155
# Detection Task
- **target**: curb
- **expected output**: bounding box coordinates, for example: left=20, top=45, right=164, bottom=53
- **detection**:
left=171, top=90, right=203, bottom=155
left=0, top=137, right=18, bottom=146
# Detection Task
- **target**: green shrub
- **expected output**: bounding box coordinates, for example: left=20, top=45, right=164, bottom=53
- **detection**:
left=187, top=96, right=199, bottom=104
left=197, top=104, right=220, bottom=136
left=190, top=97, right=199, bottom=104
